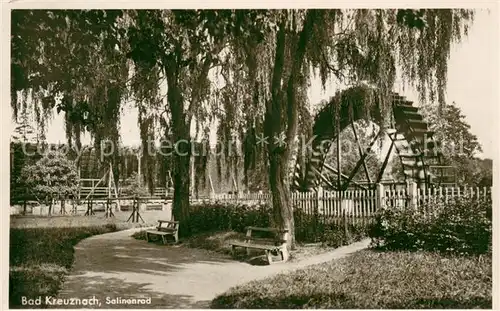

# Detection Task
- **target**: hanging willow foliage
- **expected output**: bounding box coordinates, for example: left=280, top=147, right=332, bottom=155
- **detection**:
left=234, top=9, right=472, bottom=177
left=12, top=10, right=130, bottom=186
left=12, top=9, right=474, bottom=199
left=130, top=59, right=164, bottom=193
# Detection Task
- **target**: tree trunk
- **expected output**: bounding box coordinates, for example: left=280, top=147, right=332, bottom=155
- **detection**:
left=265, top=22, right=295, bottom=248
left=264, top=12, right=316, bottom=249
left=61, top=197, right=66, bottom=215
left=172, top=145, right=191, bottom=235
left=269, top=151, right=296, bottom=248
left=48, top=197, right=53, bottom=216
left=165, top=58, right=192, bottom=237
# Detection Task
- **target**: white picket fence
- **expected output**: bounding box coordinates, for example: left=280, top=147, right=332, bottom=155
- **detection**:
left=209, top=183, right=492, bottom=218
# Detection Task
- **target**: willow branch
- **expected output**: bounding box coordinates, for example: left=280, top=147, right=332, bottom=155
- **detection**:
left=284, top=10, right=316, bottom=157
left=269, top=22, right=286, bottom=114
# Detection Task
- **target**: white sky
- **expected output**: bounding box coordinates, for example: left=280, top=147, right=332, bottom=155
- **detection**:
left=15, top=9, right=499, bottom=159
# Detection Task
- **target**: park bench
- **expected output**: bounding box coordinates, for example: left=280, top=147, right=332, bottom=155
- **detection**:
left=229, top=226, right=290, bottom=264
left=146, top=220, right=179, bottom=245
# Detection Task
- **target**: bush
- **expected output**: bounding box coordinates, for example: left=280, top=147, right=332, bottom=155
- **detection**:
left=181, top=202, right=371, bottom=246
left=294, top=208, right=372, bottom=245
left=369, top=196, right=492, bottom=255
left=120, top=172, right=150, bottom=197
left=182, top=202, right=271, bottom=237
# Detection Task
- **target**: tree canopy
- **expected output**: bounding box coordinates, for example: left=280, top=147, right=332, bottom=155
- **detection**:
left=420, top=102, right=490, bottom=186
left=421, top=102, right=482, bottom=159
left=11, top=9, right=475, bottom=244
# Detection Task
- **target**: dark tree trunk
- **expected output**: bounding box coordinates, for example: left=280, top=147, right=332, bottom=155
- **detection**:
left=265, top=22, right=295, bottom=248
left=161, top=45, right=215, bottom=237
left=268, top=151, right=296, bottom=248
left=48, top=196, right=53, bottom=216
left=172, top=148, right=191, bottom=233
left=265, top=12, right=316, bottom=249
left=165, top=58, right=192, bottom=237
left=61, top=197, right=66, bottom=214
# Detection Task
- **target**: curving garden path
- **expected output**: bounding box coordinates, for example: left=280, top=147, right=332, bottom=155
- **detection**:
left=53, top=228, right=370, bottom=309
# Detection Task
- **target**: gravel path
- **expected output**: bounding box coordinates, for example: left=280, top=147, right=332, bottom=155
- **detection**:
left=53, top=229, right=370, bottom=309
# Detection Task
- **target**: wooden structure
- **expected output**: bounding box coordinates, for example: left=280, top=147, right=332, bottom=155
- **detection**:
left=229, top=226, right=290, bottom=264
left=209, top=183, right=490, bottom=218
left=146, top=220, right=180, bottom=244
left=84, top=199, right=95, bottom=216
left=105, top=197, right=115, bottom=218
left=292, top=88, right=456, bottom=192
left=80, top=162, right=120, bottom=210
left=126, top=196, right=145, bottom=223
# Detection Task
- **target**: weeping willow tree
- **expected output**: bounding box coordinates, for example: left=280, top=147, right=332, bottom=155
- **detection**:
left=11, top=10, right=130, bottom=188
left=225, top=9, right=474, bottom=248
left=12, top=9, right=474, bottom=244
left=126, top=10, right=241, bottom=232
left=213, top=42, right=260, bottom=193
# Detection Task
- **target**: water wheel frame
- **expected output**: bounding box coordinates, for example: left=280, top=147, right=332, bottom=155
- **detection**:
left=292, top=86, right=455, bottom=191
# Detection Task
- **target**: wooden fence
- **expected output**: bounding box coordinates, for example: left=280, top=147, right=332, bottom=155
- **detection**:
left=78, top=185, right=168, bottom=199
left=210, top=183, right=492, bottom=218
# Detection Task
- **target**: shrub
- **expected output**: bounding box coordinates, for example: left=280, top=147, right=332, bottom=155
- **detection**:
left=369, top=196, right=492, bottom=255
left=183, top=202, right=271, bottom=236
left=120, top=172, right=150, bottom=197
left=181, top=202, right=371, bottom=246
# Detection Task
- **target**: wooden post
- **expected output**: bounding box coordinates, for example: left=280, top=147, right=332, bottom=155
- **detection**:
left=336, top=102, right=341, bottom=191
left=316, top=186, right=323, bottom=215
left=137, top=153, right=141, bottom=184
left=232, top=175, right=238, bottom=199
left=376, top=183, right=385, bottom=211
left=77, top=167, right=81, bottom=203
left=108, top=163, right=120, bottom=211
left=208, top=173, right=215, bottom=199
left=408, top=181, right=418, bottom=210
left=191, top=157, right=195, bottom=197
left=108, top=163, right=112, bottom=201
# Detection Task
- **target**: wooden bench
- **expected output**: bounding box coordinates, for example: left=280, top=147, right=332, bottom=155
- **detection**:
left=146, top=220, right=179, bottom=245
left=229, top=226, right=290, bottom=264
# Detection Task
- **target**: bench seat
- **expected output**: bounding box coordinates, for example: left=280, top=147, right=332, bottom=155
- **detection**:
left=146, top=230, right=170, bottom=236
left=228, top=226, right=290, bottom=264
left=146, top=220, right=179, bottom=245
left=157, top=227, right=177, bottom=233
left=229, top=240, right=281, bottom=251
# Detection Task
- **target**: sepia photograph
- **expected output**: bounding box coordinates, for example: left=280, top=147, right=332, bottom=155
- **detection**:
left=5, top=3, right=497, bottom=309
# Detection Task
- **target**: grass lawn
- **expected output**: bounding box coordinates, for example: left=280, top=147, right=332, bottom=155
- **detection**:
left=9, top=210, right=167, bottom=309
left=211, top=249, right=492, bottom=309
left=10, top=209, right=168, bottom=229
left=9, top=225, right=118, bottom=308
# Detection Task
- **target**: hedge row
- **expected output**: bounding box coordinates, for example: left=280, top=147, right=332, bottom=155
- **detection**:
left=182, top=202, right=371, bottom=245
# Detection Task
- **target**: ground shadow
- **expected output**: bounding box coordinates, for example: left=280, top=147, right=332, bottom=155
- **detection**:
left=51, top=275, right=210, bottom=309
left=68, top=233, right=232, bottom=276
left=46, top=232, right=261, bottom=309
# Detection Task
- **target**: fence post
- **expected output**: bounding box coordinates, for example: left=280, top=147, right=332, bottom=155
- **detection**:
left=408, top=181, right=417, bottom=209
left=316, top=186, right=323, bottom=215
left=376, top=183, right=385, bottom=211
